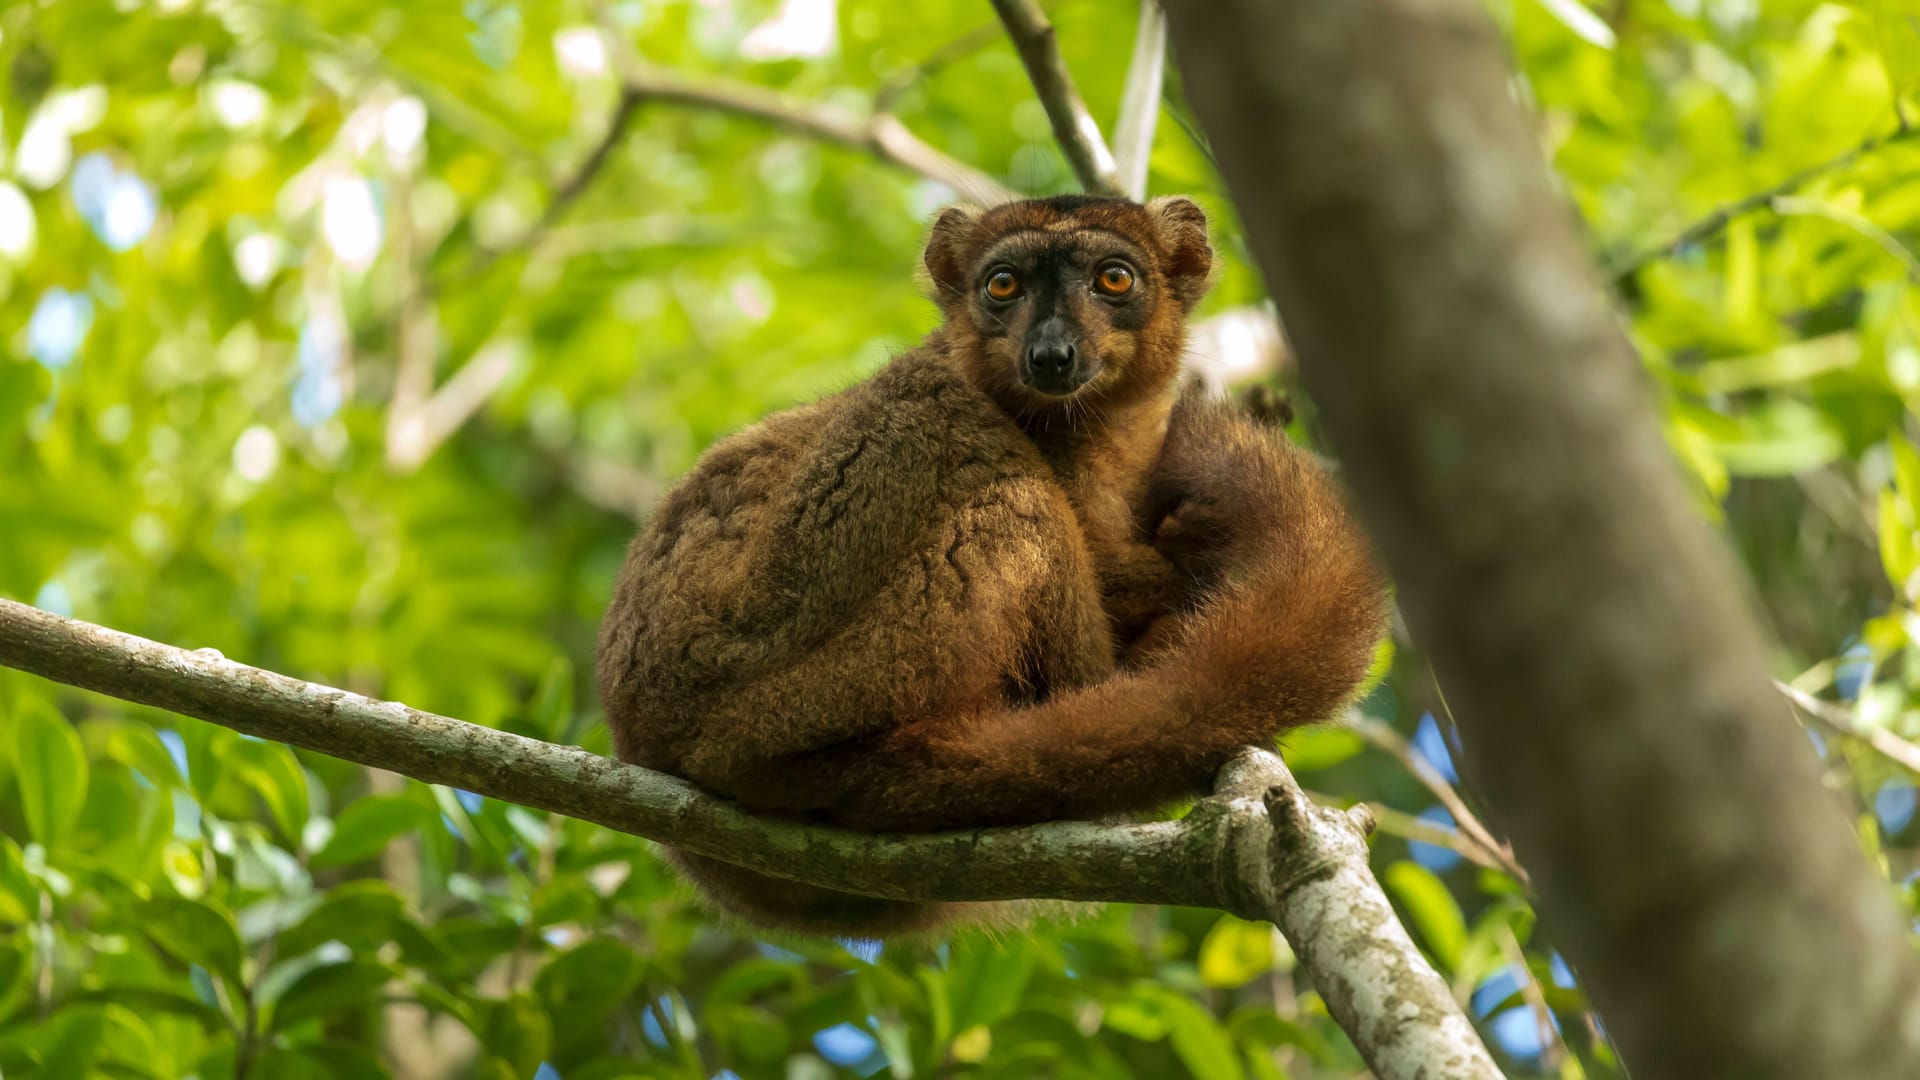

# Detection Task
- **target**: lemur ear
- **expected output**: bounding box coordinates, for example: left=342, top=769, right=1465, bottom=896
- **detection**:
left=923, top=206, right=984, bottom=308
left=1147, top=196, right=1214, bottom=310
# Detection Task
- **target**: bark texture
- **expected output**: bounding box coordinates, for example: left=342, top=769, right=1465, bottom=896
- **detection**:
left=1219, top=753, right=1502, bottom=1080
left=0, top=597, right=1498, bottom=1077
left=1160, top=0, right=1920, bottom=1076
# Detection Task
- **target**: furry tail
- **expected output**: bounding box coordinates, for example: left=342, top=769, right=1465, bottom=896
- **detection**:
left=1142, top=397, right=1389, bottom=728
left=809, top=407, right=1387, bottom=834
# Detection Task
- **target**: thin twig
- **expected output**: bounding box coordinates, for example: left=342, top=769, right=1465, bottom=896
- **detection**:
left=386, top=341, right=521, bottom=472
left=1608, top=124, right=1920, bottom=287
left=1111, top=1, right=1168, bottom=200
left=1776, top=679, right=1920, bottom=775
left=452, top=86, right=644, bottom=287
left=1771, top=195, right=1920, bottom=285
left=386, top=82, right=644, bottom=470
left=1497, top=926, right=1569, bottom=1071
left=595, top=3, right=1015, bottom=203
left=1348, top=713, right=1529, bottom=885
left=872, top=23, right=1003, bottom=117
left=988, top=0, right=1124, bottom=196
left=1306, top=793, right=1510, bottom=875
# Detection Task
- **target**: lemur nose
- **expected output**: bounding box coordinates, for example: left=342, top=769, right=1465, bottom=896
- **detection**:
left=1027, top=341, right=1076, bottom=377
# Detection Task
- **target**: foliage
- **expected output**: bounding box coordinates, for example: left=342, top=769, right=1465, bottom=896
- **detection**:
left=4, top=0, right=1920, bottom=1076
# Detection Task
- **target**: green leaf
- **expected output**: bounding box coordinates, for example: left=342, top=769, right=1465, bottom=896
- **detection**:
left=226, top=734, right=309, bottom=845
left=1384, top=862, right=1469, bottom=973
left=269, top=959, right=396, bottom=1031
left=1891, top=435, right=1920, bottom=508
left=476, top=992, right=553, bottom=1078
left=533, top=937, right=642, bottom=1018
left=278, top=880, right=408, bottom=959
left=283, top=1043, right=393, bottom=1080
left=1880, top=489, right=1917, bottom=593
left=1103, top=989, right=1170, bottom=1041
left=0, top=838, right=34, bottom=924
left=1280, top=728, right=1366, bottom=772
left=10, top=697, right=88, bottom=848
left=0, top=939, right=28, bottom=1020
left=1228, top=1007, right=1351, bottom=1068
left=90, top=1003, right=160, bottom=1076
left=229, top=739, right=311, bottom=847
left=100, top=723, right=184, bottom=789
left=64, top=984, right=226, bottom=1030
left=1160, top=993, right=1248, bottom=1080
left=136, top=895, right=245, bottom=990
left=174, top=723, right=230, bottom=803
left=530, top=655, right=576, bottom=742
left=255, top=1044, right=393, bottom=1080
left=947, top=941, right=1036, bottom=1031
left=1705, top=399, right=1847, bottom=477
left=312, top=795, right=428, bottom=869
left=709, top=1004, right=793, bottom=1065
left=1197, top=916, right=1276, bottom=988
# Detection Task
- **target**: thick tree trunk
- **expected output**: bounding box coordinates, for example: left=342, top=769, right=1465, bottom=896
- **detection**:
left=1160, top=0, right=1920, bottom=1076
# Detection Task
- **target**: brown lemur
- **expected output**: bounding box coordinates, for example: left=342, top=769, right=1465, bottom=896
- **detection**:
left=596, top=195, right=1387, bottom=937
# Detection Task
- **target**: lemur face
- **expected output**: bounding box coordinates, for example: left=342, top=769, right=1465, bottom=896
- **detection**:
left=924, top=195, right=1214, bottom=417
left=971, top=227, right=1155, bottom=396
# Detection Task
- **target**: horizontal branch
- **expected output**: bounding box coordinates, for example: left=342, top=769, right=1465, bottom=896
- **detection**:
left=0, top=598, right=1217, bottom=909
left=592, top=4, right=1017, bottom=205
left=0, top=598, right=1505, bottom=1076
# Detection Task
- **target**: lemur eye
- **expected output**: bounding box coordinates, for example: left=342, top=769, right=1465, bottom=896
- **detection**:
left=1094, top=264, right=1135, bottom=296
left=985, top=269, right=1021, bottom=301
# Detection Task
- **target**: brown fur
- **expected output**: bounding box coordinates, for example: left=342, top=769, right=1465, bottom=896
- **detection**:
left=595, top=195, right=1387, bottom=937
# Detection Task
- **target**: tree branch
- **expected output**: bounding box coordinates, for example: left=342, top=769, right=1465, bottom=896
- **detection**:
left=988, top=0, right=1125, bottom=197
left=1323, top=796, right=1516, bottom=875
left=1224, top=753, right=1504, bottom=1079
left=593, top=4, right=1016, bottom=204
left=1607, top=124, right=1919, bottom=288
left=1111, top=1, right=1168, bottom=201
left=452, top=85, right=647, bottom=287
left=1777, top=679, right=1920, bottom=776
left=387, top=87, right=643, bottom=472
left=631, top=67, right=1017, bottom=204
left=1348, top=714, right=1528, bottom=885
left=873, top=23, right=1004, bottom=118
left=1161, top=0, right=1920, bottom=1075
left=1770, top=195, right=1920, bottom=285
left=0, top=597, right=1499, bottom=1079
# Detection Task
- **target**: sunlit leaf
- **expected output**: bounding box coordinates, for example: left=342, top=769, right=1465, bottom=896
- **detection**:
left=270, top=959, right=396, bottom=1031
left=229, top=739, right=311, bottom=848
left=136, top=895, right=245, bottom=991
left=1384, top=862, right=1468, bottom=973
left=1198, top=916, right=1275, bottom=988
left=9, top=697, right=88, bottom=849
left=312, top=795, right=430, bottom=869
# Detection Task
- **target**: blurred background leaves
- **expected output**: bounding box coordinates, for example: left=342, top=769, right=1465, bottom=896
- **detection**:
left=4, top=0, right=1920, bottom=1077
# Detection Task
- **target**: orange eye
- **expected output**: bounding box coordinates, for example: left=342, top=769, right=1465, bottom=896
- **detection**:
left=1095, top=264, right=1135, bottom=296
left=985, top=270, right=1021, bottom=300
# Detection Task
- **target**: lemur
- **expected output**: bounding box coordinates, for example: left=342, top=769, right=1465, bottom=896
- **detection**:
left=596, top=195, right=1387, bottom=936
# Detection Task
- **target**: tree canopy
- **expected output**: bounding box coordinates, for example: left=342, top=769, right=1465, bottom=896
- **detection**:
left=5, top=1, right=1920, bottom=1078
